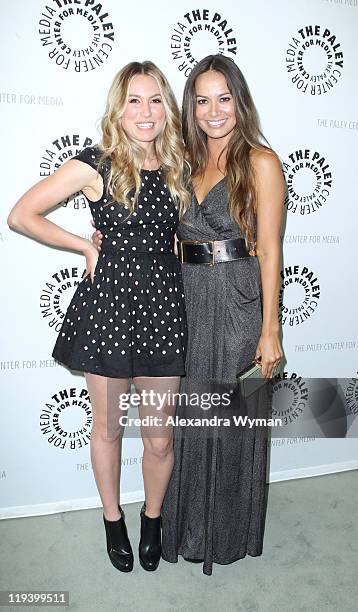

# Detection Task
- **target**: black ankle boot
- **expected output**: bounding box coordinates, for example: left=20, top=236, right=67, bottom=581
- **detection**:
left=139, top=503, right=161, bottom=571
left=103, top=505, right=134, bottom=572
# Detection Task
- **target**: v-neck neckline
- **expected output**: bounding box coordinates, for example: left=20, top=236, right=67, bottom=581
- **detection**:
left=193, top=176, right=226, bottom=206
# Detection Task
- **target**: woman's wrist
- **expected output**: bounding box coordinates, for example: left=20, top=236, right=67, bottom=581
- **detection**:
left=81, top=238, right=96, bottom=256
left=261, top=322, right=280, bottom=336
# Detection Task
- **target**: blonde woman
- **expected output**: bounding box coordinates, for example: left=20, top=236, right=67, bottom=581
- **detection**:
left=7, top=61, right=190, bottom=573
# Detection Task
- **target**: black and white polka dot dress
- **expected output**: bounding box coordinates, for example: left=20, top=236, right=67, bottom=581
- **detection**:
left=52, top=145, right=187, bottom=378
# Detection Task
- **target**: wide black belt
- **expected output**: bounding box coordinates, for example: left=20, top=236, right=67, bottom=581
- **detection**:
left=178, top=238, right=251, bottom=265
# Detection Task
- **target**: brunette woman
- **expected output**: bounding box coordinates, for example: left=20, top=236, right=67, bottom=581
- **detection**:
left=160, top=55, right=285, bottom=575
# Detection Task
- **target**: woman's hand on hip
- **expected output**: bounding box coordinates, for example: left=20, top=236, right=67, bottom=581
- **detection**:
left=90, top=218, right=103, bottom=252
left=82, top=240, right=99, bottom=284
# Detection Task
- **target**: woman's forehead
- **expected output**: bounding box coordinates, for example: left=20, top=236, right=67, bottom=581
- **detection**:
left=128, top=74, right=161, bottom=96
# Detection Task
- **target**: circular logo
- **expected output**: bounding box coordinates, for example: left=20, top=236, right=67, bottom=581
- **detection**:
left=38, top=0, right=115, bottom=72
left=283, top=148, right=333, bottom=214
left=279, top=265, right=320, bottom=326
left=170, top=9, right=238, bottom=77
left=270, top=372, right=308, bottom=425
left=40, top=387, right=92, bottom=450
left=40, top=267, right=86, bottom=333
left=345, top=376, right=358, bottom=416
left=285, top=25, right=343, bottom=95
left=40, top=134, right=94, bottom=209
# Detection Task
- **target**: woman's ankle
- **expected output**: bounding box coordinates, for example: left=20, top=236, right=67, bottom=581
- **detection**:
left=103, top=505, right=121, bottom=521
left=142, top=502, right=161, bottom=519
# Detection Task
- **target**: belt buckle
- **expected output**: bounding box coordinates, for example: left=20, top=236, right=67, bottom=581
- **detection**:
left=209, top=240, right=215, bottom=266
left=178, top=239, right=196, bottom=264
left=180, top=239, right=215, bottom=266
left=179, top=240, right=184, bottom=264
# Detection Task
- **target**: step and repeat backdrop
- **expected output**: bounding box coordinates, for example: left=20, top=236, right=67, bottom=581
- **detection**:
left=1, top=0, right=358, bottom=518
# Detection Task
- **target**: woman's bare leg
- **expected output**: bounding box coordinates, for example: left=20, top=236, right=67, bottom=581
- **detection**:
left=134, top=376, right=181, bottom=518
left=85, top=373, right=130, bottom=521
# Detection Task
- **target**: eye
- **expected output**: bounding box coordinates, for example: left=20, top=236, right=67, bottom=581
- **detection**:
left=196, top=99, right=207, bottom=105
left=128, top=97, right=140, bottom=103
left=220, top=96, right=231, bottom=103
left=151, top=98, right=162, bottom=104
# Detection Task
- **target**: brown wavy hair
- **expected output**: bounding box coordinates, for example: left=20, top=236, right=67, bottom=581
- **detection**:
left=182, top=54, right=272, bottom=250
left=98, top=61, right=190, bottom=218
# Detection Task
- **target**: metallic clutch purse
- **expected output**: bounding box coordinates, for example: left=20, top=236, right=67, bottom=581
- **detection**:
left=236, top=359, right=267, bottom=399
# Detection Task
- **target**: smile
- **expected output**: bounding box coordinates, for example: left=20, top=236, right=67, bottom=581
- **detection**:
left=207, top=119, right=227, bottom=127
left=136, top=123, right=154, bottom=129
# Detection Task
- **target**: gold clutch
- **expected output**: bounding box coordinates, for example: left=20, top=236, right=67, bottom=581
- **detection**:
left=236, top=359, right=267, bottom=399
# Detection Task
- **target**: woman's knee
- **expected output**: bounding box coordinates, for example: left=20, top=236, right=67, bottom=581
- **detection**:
left=143, top=436, right=173, bottom=460
left=91, top=421, right=122, bottom=443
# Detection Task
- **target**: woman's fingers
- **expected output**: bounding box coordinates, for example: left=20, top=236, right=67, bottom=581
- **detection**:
left=96, top=231, right=103, bottom=249
left=92, top=235, right=100, bottom=251
left=255, top=335, right=283, bottom=378
left=91, top=229, right=103, bottom=252
left=84, top=245, right=98, bottom=285
left=261, top=355, right=282, bottom=378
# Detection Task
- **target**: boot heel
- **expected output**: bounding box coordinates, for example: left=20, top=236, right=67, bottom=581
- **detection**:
left=139, top=503, right=161, bottom=571
left=103, top=505, right=134, bottom=572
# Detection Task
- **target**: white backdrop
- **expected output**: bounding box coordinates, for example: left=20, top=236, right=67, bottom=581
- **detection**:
left=1, top=0, right=358, bottom=518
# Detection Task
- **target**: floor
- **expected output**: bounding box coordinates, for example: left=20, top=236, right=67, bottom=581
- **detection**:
left=1, top=470, right=357, bottom=612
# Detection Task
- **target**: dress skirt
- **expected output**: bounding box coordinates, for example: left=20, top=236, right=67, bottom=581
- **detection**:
left=161, top=177, right=271, bottom=575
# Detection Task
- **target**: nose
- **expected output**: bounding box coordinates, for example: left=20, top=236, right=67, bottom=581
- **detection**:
left=141, top=100, right=152, bottom=118
left=207, top=100, right=219, bottom=117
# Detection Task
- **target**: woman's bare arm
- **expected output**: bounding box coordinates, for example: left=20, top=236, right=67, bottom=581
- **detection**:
left=252, top=149, right=285, bottom=376
left=7, top=159, right=99, bottom=255
left=253, top=149, right=285, bottom=333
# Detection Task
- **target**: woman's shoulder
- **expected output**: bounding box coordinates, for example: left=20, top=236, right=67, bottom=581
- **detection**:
left=72, top=144, right=111, bottom=174
left=250, top=147, right=282, bottom=174
left=250, top=147, right=285, bottom=200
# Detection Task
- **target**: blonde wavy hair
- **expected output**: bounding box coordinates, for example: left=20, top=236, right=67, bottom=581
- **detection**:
left=98, top=61, right=190, bottom=218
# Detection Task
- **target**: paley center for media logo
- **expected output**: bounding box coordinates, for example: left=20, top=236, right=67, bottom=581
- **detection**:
left=279, top=265, right=321, bottom=326
left=40, top=134, right=94, bottom=209
left=170, top=8, right=237, bottom=77
left=40, top=267, right=86, bottom=333
left=38, top=0, right=115, bottom=72
left=40, top=386, right=92, bottom=450
left=286, top=25, right=343, bottom=95
left=282, top=148, right=333, bottom=215
left=270, top=371, right=309, bottom=425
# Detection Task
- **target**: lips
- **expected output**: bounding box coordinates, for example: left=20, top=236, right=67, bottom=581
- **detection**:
left=207, top=119, right=227, bottom=127
left=136, top=122, right=154, bottom=129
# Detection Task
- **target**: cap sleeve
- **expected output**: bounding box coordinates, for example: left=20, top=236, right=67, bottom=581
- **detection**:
left=72, top=145, right=102, bottom=171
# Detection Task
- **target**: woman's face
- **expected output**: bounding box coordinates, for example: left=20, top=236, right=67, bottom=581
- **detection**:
left=194, top=70, right=236, bottom=140
left=121, top=74, right=166, bottom=146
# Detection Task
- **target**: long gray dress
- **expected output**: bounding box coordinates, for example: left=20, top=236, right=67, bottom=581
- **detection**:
left=161, top=178, right=271, bottom=575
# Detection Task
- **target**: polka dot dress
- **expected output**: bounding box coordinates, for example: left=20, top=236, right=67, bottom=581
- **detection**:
left=52, top=145, right=187, bottom=378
